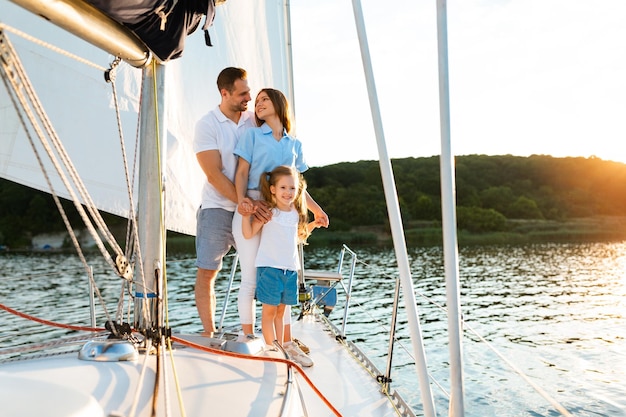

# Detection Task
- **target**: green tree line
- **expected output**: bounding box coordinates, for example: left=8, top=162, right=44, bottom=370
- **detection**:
left=304, top=154, right=626, bottom=233
left=2, top=154, right=626, bottom=247
left=0, top=182, right=125, bottom=248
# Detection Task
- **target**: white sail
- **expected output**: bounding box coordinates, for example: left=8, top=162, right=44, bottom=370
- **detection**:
left=0, top=0, right=290, bottom=235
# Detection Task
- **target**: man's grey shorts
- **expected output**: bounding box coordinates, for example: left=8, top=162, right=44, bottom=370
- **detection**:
left=195, top=208, right=235, bottom=270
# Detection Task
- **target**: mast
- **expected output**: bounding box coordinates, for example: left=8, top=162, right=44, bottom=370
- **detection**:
left=350, top=1, right=437, bottom=416
left=283, top=0, right=297, bottom=124
left=134, top=60, right=167, bottom=333
left=436, top=1, right=465, bottom=415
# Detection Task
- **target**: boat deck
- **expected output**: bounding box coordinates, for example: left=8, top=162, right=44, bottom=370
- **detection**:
left=291, top=312, right=414, bottom=417
left=0, top=309, right=414, bottom=417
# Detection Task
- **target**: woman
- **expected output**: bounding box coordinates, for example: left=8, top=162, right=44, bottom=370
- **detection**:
left=232, top=88, right=328, bottom=367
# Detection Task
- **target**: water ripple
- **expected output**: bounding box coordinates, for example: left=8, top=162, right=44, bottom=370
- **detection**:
left=1, top=242, right=625, bottom=416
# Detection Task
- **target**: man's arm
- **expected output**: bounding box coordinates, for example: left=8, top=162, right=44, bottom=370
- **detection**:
left=196, top=150, right=237, bottom=204
left=235, top=157, right=272, bottom=223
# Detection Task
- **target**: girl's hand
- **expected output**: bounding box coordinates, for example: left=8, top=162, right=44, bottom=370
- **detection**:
left=313, top=218, right=326, bottom=229
left=314, top=210, right=329, bottom=228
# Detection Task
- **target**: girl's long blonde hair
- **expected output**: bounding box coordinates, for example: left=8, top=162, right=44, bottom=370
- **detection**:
left=259, top=165, right=310, bottom=242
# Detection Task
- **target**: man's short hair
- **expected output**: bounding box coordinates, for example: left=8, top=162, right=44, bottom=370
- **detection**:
left=217, top=67, right=247, bottom=93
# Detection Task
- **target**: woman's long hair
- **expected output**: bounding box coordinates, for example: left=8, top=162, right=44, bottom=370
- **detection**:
left=255, top=88, right=292, bottom=134
left=259, top=165, right=310, bottom=242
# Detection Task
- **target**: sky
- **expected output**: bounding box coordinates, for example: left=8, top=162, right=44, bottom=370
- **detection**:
left=286, top=0, right=626, bottom=167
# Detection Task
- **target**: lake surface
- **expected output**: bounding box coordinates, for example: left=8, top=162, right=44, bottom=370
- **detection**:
left=1, top=241, right=625, bottom=417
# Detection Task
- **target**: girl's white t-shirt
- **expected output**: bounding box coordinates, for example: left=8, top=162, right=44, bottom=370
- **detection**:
left=255, top=207, right=299, bottom=271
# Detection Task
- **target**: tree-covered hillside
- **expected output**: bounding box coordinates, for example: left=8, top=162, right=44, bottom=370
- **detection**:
left=304, top=154, right=626, bottom=233
left=2, top=154, right=626, bottom=247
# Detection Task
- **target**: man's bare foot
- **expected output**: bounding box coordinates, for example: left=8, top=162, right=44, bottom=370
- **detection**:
left=201, top=331, right=214, bottom=337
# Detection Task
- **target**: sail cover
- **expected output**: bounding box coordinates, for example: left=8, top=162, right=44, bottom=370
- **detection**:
left=84, top=0, right=217, bottom=62
left=0, top=0, right=290, bottom=235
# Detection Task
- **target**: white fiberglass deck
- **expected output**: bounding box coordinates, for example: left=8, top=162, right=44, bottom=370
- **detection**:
left=0, top=310, right=412, bottom=417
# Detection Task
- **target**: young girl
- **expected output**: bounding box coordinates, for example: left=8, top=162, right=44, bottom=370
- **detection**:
left=232, top=88, right=328, bottom=347
left=239, top=165, right=322, bottom=365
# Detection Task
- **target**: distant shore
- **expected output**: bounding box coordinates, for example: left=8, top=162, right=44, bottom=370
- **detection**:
left=304, top=216, right=626, bottom=248
left=3, top=216, right=626, bottom=254
left=167, top=216, right=626, bottom=253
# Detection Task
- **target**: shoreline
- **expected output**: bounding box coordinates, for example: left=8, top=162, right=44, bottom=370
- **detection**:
left=307, top=216, right=626, bottom=247
left=3, top=216, right=626, bottom=253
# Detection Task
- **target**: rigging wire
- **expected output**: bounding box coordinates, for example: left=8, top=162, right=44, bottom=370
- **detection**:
left=0, top=23, right=106, bottom=71
left=0, top=23, right=157, bottom=337
left=0, top=30, right=126, bottom=270
left=2, top=28, right=124, bottom=262
left=106, top=56, right=151, bottom=326
left=349, top=256, right=573, bottom=417
left=461, top=322, right=574, bottom=417
left=0, top=31, right=119, bottom=333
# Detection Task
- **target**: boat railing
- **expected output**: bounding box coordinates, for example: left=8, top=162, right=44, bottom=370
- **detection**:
left=300, top=244, right=358, bottom=339
left=217, top=252, right=240, bottom=332
left=273, top=340, right=297, bottom=416
left=216, top=244, right=361, bottom=338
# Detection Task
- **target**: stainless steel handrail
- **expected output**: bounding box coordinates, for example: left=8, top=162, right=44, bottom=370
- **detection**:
left=217, top=253, right=239, bottom=332
left=338, top=244, right=358, bottom=338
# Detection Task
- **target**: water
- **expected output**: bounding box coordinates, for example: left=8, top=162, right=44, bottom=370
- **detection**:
left=1, top=242, right=625, bottom=417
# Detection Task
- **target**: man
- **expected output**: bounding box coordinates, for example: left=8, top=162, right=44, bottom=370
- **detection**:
left=193, top=67, right=255, bottom=336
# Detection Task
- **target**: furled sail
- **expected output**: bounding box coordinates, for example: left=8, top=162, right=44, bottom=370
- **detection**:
left=84, top=0, right=217, bottom=62
left=0, top=0, right=290, bottom=235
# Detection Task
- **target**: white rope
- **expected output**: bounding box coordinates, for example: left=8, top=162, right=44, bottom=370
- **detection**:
left=0, top=332, right=108, bottom=357
left=127, top=340, right=153, bottom=417
left=0, top=23, right=106, bottom=71
left=109, top=64, right=151, bottom=298
left=0, top=32, right=123, bottom=256
left=0, top=32, right=119, bottom=328
left=1, top=17, right=159, bottom=296
left=0, top=26, right=129, bottom=264
left=109, top=63, right=141, bottom=257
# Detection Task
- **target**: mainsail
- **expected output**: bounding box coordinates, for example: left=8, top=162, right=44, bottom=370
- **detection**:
left=0, top=0, right=290, bottom=235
